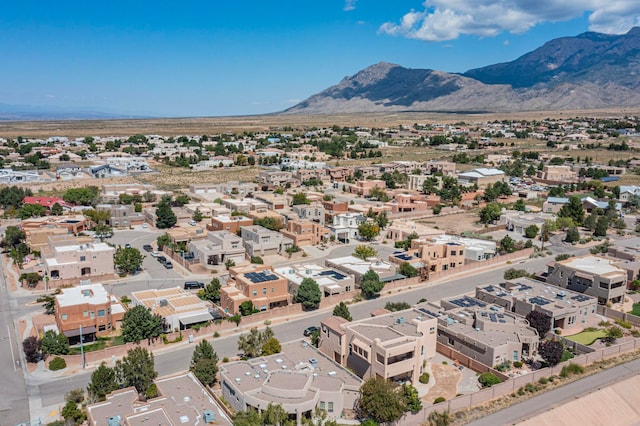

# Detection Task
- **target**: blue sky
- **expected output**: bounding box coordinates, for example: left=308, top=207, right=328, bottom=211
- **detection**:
left=1, top=1, right=638, bottom=117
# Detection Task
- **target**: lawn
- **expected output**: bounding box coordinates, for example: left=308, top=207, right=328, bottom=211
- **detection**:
left=629, top=303, right=640, bottom=317
left=68, top=335, right=125, bottom=355
left=565, top=329, right=607, bottom=346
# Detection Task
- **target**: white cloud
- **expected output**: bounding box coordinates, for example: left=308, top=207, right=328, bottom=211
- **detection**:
left=504, top=39, right=510, bottom=46
left=344, top=0, right=357, bottom=12
left=379, top=1, right=640, bottom=41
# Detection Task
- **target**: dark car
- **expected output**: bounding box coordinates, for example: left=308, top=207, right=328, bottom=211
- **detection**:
left=184, top=281, right=205, bottom=290
left=143, top=244, right=153, bottom=252
left=157, top=256, right=167, bottom=264
left=124, top=243, right=132, bottom=249
left=164, top=262, right=173, bottom=269
left=303, top=326, right=320, bottom=337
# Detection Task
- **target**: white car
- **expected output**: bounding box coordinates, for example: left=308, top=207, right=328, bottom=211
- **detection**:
left=142, top=223, right=148, bottom=228
left=150, top=251, right=159, bottom=258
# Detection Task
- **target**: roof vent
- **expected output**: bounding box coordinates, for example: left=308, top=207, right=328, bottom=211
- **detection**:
left=159, top=299, right=168, bottom=307
left=397, top=317, right=405, bottom=324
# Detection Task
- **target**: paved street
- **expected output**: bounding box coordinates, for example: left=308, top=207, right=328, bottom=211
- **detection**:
left=28, top=252, right=553, bottom=420
left=467, top=357, right=640, bottom=426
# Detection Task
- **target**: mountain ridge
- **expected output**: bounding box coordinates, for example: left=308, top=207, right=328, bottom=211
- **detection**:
left=285, top=27, right=640, bottom=115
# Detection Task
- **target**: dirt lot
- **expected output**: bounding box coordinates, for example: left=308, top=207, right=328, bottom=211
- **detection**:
left=417, top=211, right=485, bottom=235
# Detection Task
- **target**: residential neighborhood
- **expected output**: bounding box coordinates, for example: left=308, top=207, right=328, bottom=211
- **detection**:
left=4, top=116, right=640, bottom=425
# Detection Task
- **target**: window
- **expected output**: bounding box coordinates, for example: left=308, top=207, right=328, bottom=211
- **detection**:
left=328, top=402, right=334, bottom=413
left=376, top=353, right=385, bottom=364
left=450, top=250, right=456, bottom=255
left=345, top=286, right=351, bottom=292
left=98, top=325, right=106, bottom=332
left=319, top=401, right=325, bottom=410
left=263, top=287, right=267, bottom=295
left=83, top=311, right=88, bottom=317
left=61, top=314, right=68, bottom=321
left=513, top=350, right=519, bottom=361
left=253, top=290, right=257, bottom=296
left=90, top=311, right=95, bottom=319
left=98, top=309, right=105, bottom=317
left=599, top=282, right=609, bottom=289
left=80, top=256, right=86, bottom=262
left=611, top=282, right=624, bottom=289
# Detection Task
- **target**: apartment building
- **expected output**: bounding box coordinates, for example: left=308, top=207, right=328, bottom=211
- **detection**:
left=43, top=236, right=115, bottom=284
left=207, top=215, right=253, bottom=233
left=329, top=212, right=365, bottom=243
left=546, top=255, right=627, bottom=304
left=220, top=340, right=361, bottom=425
left=475, top=278, right=598, bottom=330
left=385, top=193, right=434, bottom=214
left=322, top=200, right=349, bottom=224
left=281, top=220, right=329, bottom=247
left=188, top=230, right=246, bottom=268
left=319, top=307, right=437, bottom=382
left=326, top=166, right=351, bottom=182
left=96, top=204, right=145, bottom=227
left=258, top=170, right=293, bottom=186
left=429, top=234, right=497, bottom=261
left=54, top=284, right=126, bottom=344
left=219, top=267, right=290, bottom=314
left=241, top=225, right=294, bottom=257
left=130, top=287, right=213, bottom=331
left=433, top=297, right=539, bottom=367
left=274, top=263, right=355, bottom=297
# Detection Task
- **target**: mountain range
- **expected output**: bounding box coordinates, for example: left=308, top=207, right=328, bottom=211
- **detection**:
left=284, top=27, right=640, bottom=114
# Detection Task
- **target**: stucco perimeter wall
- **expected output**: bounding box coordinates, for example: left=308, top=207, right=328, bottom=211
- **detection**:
left=400, top=338, right=640, bottom=425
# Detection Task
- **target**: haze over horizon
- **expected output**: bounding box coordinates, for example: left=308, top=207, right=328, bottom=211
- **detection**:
left=3, top=1, right=640, bottom=118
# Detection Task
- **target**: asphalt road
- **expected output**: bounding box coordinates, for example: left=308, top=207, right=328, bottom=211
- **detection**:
left=467, top=357, right=640, bottom=426
left=0, top=256, right=30, bottom=424
left=31, top=253, right=554, bottom=415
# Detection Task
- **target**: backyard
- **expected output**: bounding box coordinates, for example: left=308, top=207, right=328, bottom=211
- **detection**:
left=565, top=329, right=608, bottom=346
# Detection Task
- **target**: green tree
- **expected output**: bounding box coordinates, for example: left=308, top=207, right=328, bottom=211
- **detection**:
left=261, top=403, right=294, bottom=426
left=22, top=336, right=41, bottom=363
left=121, top=305, right=164, bottom=343
left=398, top=262, right=419, bottom=278
left=155, top=196, right=177, bottom=229
left=594, top=216, right=609, bottom=237
left=41, top=330, right=69, bottom=358
left=87, top=362, right=119, bottom=402
left=565, top=225, right=580, bottom=243
left=358, top=222, right=380, bottom=241
left=361, top=270, right=384, bottom=299
left=402, top=383, right=422, bottom=413
left=63, top=186, right=99, bottom=206
left=369, top=186, right=390, bottom=202
left=61, top=399, right=85, bottom=425
left=114, top=246, right=145, bottom=275
left=353, top=245, right=377, bottom=260
left=604, top=326, right=624, bottom=343
left=503, top=268, right=529, bottom=280
left=190, top=340, right=219, bottom=387
left=50, top=202, right=63, bottom=216
left=558, top=195, right=585, bottom=225
left=524, top=224, right=539, bottom=239
left=253, top=216, right=284, bottom=231
left=526, top=310, right=552, bottom=337
left=238, top=327, right=274, bottom=358
left=539, top=340, right=564, bottom=366
left=19, top=272, right=42, bottom=288
left=478, top=372, right=501, bottom=387
left=356, top=377, right=407, bottom=424
left=261, top=337, right=282, bottom=356
left=192, top=208, right=203, bottom=222
left=156, top=233, right=170, bottom=250
left=94, top=223, right=114, bottom=241
left=239, top=300, right=256, bottom=316
left=37, top=292, right=57, bottom=314
left=115, top=347, right=158, bottom=395
left=292, top=192, right=310, bottom=205
left=233, top=409, right=261, bottom=426
left=384, top=301, right=411, bottom=311
left=333, top=302, right=352, bottom=321
left=2, top=225, right=26, bottom=249
left=479, top=202, right=502, bottom=224
left=18, top=203, right=47, bottom=219
left=199, top=278, right=221, bottom=303
left=295, top=278, right=322, bottom=310
left=427, top=410, right=451, bottom=426
left=499, top=235, right=516, bottom=253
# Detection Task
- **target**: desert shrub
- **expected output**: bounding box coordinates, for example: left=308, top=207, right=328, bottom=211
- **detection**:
left=513, top=361, right=523, bottom=368
left=48, top=356, right=66, bottom=371
left=517, top=387, right=525, bottom=396
left=539, top=377, right=548, bottom=385
left=433, top=397, right=446, bottom=404
left=222, top=357, right=229, bottom=363
left=615, top=319, right=632, bottom=329
left=560, top=363, right=584, bottom=378
left=419, top=373, right=430, bottom=384
left=524, top=383, right=537, bottom=393
left=478, top=372, right=501, bottom=388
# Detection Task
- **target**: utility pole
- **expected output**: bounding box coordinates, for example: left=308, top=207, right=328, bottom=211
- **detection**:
left=80, top=324, right=85, bottom=369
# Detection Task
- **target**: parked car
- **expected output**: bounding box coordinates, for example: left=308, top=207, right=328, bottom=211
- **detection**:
left=188, top=220, right=197, bottom=226
left=184, top=281, right=205, bottom=290
left=157, top=256, right=167, bottom=264
left=150, top=251, right=159, bottom=258
left=124, top=243, right=132, bottom=249
left=303, top=326, right=320, bottom=337
left=143, top=244, right=153, bottom=252
left=164, top=262, right=173, bottom=269
left=142, top=223, right=148, bottom=228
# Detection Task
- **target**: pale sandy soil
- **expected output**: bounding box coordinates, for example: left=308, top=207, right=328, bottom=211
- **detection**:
left=425, top=363, right=462, bottom=403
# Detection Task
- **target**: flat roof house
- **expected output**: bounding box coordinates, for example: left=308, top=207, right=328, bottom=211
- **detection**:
left=220, top=266, right=290, bottom=314
left=54, top=284, right=126, bottom=344
left=130, top=287, right=214, bottom=332
left=188, top=230, right=245, bottom=268
left=274, top=263, right=356, bottom=298
left=546, top=255, right=627, bottom=305
left=220, top=340, right=361, bottom=425
left=434, top=298, right=539, bottom=367
left=43, top=236, right=115, bottom=285
left=319, top=307, right=437, bottom=383
left=241, top=225, right=293, bottom=257
left=457, top=168, right=505, bottom=188
left=325, top=255, right=399, bottom=285
left=87, top=372, right=232, bottom=426
left=475, top=278, right=598, bottom=330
